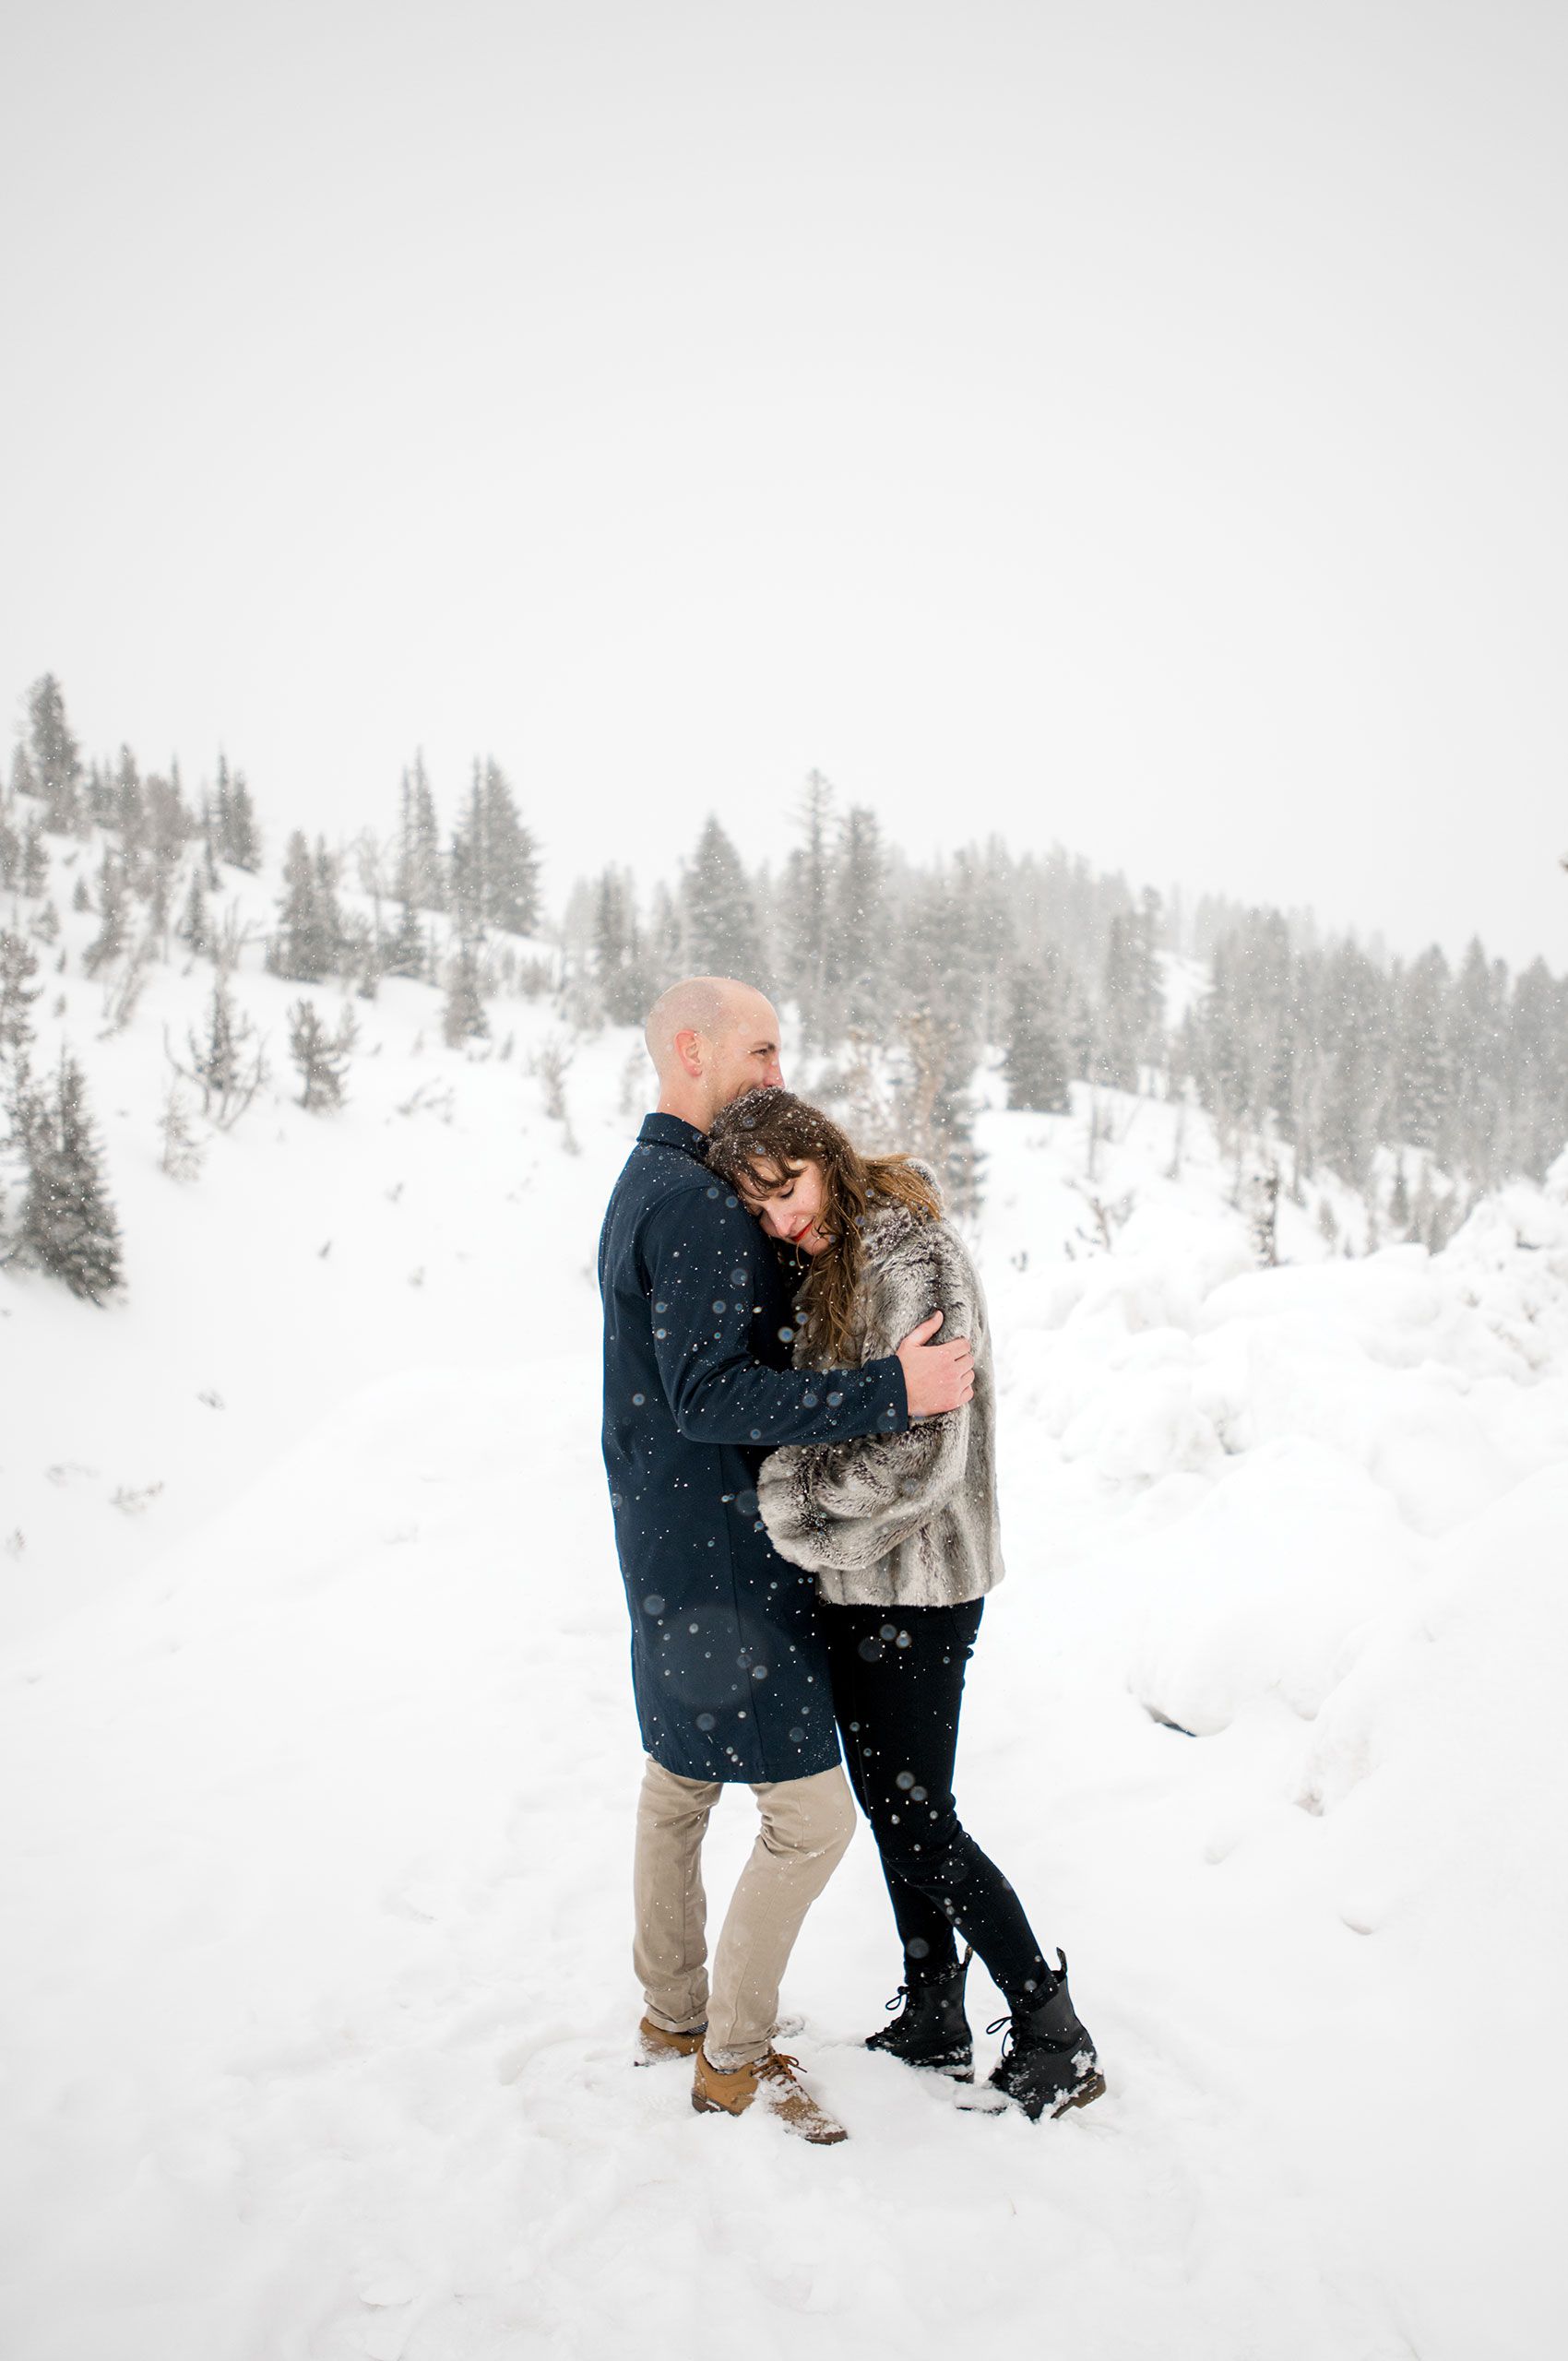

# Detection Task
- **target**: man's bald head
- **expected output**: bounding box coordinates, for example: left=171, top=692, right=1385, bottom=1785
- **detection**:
left=646, top=976, right=784, bottom=1130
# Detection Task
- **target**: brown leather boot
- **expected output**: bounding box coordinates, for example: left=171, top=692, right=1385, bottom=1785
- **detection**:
left=636, top=2015, right=707, bottom=2064
left=691, top=2047, right=849, bottom=2144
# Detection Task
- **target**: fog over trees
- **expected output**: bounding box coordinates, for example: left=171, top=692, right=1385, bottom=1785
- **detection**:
left=3, top=674, right=1566, bottom=1299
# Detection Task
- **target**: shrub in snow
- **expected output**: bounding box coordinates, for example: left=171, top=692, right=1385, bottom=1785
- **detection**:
left=289, top=999, right=357, bottom=1112
left=158, top=1077, right=205, bottom=1181
left=170, top=975, right=267, bottom=1132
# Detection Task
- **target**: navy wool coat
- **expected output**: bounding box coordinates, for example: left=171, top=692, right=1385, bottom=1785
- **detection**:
left=600, top=1113, right=909, bottom=1783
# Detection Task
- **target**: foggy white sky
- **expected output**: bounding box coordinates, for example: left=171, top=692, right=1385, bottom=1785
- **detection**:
left=4, top=0, right=1565, bottom=966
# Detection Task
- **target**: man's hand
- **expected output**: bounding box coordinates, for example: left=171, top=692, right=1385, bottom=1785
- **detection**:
left=897, top=1311, right=975, bottom=1419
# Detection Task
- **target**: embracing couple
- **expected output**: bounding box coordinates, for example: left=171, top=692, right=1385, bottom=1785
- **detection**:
left=598, top=976, right=1104, bottom=2145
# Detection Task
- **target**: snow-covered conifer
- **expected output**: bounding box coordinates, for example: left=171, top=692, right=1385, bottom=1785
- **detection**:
left=177, top=868, right=210, bottom=956
left=83, top=851, right=130, bottom=976
left=680, top=816, right=764, bottom=987
left=829, top=804, right=888, bottom=1035
left=20, top=812, right=48, bottom=896
left=1004, top=962, right=1070, bottom=1112
left=271, top=831, right=339, bottom=980
left=782, top=770, right=835, bottom=1046
left=18, top=1048, right=124, bottom=1301
left=114, top=747, right=145, bottom=852
left=289, top=998, right=357, bottom=1110
left=158, top=1075, right=205, bottom=1181
left=27, top=675, right=82, bottom=835
left=479, top=758, right=540, bottom=935
left=0, top=929, right=42, bottom=1060
left=395, top=754, right=445, bottom=912
left=442, top=940, right=489, bottom=1045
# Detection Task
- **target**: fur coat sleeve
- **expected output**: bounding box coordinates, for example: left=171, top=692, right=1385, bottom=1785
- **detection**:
left=756, top=1217, right=979, bottom=1579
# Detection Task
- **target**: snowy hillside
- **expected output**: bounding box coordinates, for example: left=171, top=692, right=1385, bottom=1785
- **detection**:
left=3, top=846, right=1565, bottom=2361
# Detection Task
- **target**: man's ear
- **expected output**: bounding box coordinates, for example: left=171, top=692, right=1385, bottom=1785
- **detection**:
left=674, top=1026, right=706, bottom=1078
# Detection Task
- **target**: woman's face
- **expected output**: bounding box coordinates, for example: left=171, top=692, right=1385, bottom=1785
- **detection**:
left=737, top=1157, right=833, bottom=1254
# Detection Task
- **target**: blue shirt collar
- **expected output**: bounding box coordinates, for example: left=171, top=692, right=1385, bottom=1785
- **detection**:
left=637, top=1112, right=710, bottom=1165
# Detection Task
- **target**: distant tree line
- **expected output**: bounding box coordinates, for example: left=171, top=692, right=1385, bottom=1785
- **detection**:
left=1176, top=912, right=1568, bottom=1236
left=5, top=675, right=1566, bottom=1293
left=2, top=675, right=551, bottom=1299
left=564, top=773, right=1568, bottom=1228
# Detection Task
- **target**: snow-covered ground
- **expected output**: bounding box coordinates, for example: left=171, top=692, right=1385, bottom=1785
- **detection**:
left=3, top=874, right=1564, bottom=2360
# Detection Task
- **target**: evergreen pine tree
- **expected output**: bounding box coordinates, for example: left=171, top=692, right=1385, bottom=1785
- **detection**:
left=0, top=929, right=42, bottom=1057
left=1394, top=945, right=1454, bottom=1153
left=1446, top=938, right=1509, bottom=1185
left=681, top=816, right=764, bottom=984
left=20, top=1049, right=124, bottom=1300
left=1389, top=1157, right=1411, bottom=1232
left=271, top=830, right=338, bottom=980
left=1004, top=961, right=1070, bottom=1111
left=20, top=813, right=48, bottom=895
left=828, top=805, right=888, bottom=1034
left=28, top=675, right=82, bottom=835
left=289, top=998, right=357, bottom=1110
left=83, top=851, right=130, bottom=976
left=1508, top=958, right=1568, bottom=1181
left=383, top=898, right=427, bottom=980
left=143, top=769, right=191, bottom=864
left=397, top=753, right=445, bottom=911
left=783, top=770, right=835, bottom=1045
left=442, top=940, right=490, bottom=1045
left=10, top=743, right=39, bottom=804
left=227, top=769, right=260, bottom=870
left=448, top=768, right=486, bottom=943
left=208, top=753, right=259, bottom=870
left=1096, top=911, right=1144, bottom=1089
left=86, top=760, right=116, bottom=829
left=1314, top=940, right=1392, bottom=1191
left=213, top=753, right=234, bottom=864
left=176, top=867, right=210, bottom=955
left=114, top=746, right=145, bottom=853
left=479, top=757, right=541, bottom=934
left=591, top=866, right=648, bottom=1025
left=646, top=881, right=683, bottom=991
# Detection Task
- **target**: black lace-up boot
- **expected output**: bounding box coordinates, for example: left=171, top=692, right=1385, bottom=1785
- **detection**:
left=864, top=1949, right=974, bottom=2079
left=986, top=1952, right=1106, bottom=2121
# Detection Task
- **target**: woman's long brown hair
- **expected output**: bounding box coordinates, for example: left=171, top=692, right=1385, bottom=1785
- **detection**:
left=707, top=1088, right=942, bottom=1364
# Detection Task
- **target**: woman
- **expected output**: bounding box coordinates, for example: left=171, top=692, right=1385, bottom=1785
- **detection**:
left=707, top=1088, right=1105, bottom=2122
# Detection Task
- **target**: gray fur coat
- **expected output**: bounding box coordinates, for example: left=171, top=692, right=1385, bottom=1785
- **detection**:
left=756, top=1198, right=1004, bottom=1608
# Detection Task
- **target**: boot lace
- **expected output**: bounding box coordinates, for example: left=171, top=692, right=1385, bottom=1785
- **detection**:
left=886, top=1943, right=973, bottom=2013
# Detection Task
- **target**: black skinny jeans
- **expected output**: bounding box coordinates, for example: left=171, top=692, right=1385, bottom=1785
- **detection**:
left=824, top=1597, right=1051, bottom=2003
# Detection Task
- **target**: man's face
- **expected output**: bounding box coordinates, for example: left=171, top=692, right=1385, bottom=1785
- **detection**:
left=707, top=999, right=783, bottom=1109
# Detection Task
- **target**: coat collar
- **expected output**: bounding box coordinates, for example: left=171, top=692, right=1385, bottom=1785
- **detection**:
left=637, top=1112, right=710, bottom=1167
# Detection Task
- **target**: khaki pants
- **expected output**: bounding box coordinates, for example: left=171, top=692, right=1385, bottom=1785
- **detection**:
left=634, top=1755, right=856, bottom=2069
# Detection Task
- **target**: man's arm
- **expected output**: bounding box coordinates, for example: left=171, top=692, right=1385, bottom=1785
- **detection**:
left=757, top=1239, right=978, bottom=1571
left=641, top=1187, right=912, bottom=1448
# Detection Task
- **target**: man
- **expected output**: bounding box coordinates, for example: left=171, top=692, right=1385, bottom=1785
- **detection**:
left=599, top=976, right=975, bottom=2144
